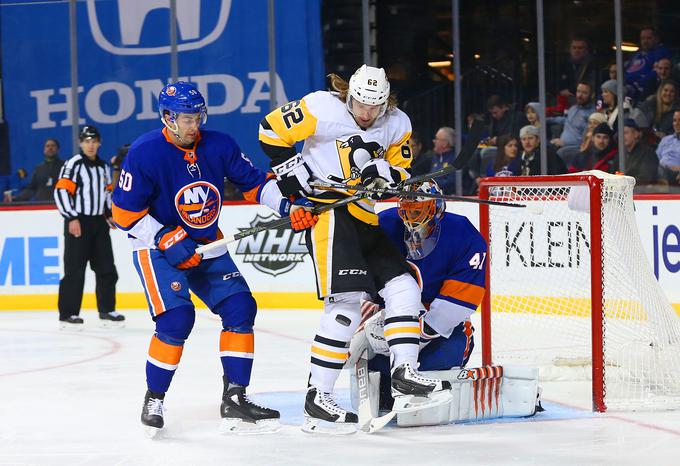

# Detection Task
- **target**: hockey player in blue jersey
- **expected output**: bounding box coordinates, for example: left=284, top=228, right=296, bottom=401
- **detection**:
left=112, top=81, right=317, bottom=436
left=358, top=180, right=487, bottom=410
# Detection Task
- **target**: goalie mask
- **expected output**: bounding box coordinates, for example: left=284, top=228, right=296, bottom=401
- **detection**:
left=346, top=65, right=391, bottom=120
left=398, top=181, right=446, bottom=259
left=158, top=81, right=208, bottom=137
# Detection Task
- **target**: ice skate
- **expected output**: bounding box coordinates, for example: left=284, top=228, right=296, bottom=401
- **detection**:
left=302, top=386, right=358, bottom=435
left=141, top=390, right=165, bottom=439
left=220, top=384, right=280, bottom=434
left=390, top=362, right=453, bottom=413
left=99, top=311, right=125, bottom=328
left=59, top=315, right=84, bottom=331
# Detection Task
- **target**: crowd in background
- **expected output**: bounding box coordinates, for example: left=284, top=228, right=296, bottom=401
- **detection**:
left=3, top=27, right=680, bottom=204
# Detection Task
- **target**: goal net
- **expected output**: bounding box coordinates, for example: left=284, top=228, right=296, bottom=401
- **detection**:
left=478, top=171, right=680, bottom=411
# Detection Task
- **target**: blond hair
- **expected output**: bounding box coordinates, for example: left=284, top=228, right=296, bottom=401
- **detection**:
left=327, top=73, right=399, bottom=109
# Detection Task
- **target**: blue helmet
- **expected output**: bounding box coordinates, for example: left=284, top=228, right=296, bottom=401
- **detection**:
left=158, top=81, right=207, bottom=130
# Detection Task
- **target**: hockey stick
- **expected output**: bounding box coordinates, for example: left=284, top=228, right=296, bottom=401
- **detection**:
left=309, top=180, right=526, bottom=208
left=195, top=193, right=365, bottom=255
left=197, top=120, right=486, bottom=256
left=355, top=349, right=397, bottom=433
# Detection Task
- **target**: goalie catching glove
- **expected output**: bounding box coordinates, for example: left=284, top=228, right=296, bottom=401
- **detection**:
left=279, top=197, right=319, bottom=231
left=271, top=154, right=314, bottom=198
left=154, top=225, right=202, bottom=269
left=359, top=159, right=409, bottom=200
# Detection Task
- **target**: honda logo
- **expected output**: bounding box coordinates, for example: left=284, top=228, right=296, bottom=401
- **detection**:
left=86, top=0, right=231, bottom=55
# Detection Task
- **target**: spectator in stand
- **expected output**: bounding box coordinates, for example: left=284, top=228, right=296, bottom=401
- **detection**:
left=624, top=27, right=671, bottom=100
left=518, top=125, right=566, bottom=176
left=640, top=58, right=674, bottom=101
left=636, top=80, right=679, bottom=140
left=579, top=112, right=608, bottom=153
left=622, top=119, right=658, bottom=186
left=524, top=102, right=542, bottom=130
left=572, top=123, right=618, bottom=173
left=557, top=37, right=598, bottom=100
left=656, top=110, right=680, bottom=186
left=1, top=168, right=29, bottom=202
left=600, top=79, right=631, bottom=132
left=409, top=131, right=431, bottom=176
left=550, top=81, right=596, bottom=165
left=110, top=143, right=130, bottom=189
left=479, top=95, right=529, bottom=178
left=608, top=62, right=617, bottom=81
left=13, top=138, right=63, bottom=202
left=430, top=127, right=471, bottom=194
left=486, top=134, right=520, bottom=177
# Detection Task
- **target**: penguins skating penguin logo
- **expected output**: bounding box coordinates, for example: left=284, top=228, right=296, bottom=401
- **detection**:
left=335, top=135, right=385, bottom=182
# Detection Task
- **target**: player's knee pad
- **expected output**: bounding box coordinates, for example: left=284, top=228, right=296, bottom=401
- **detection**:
left=215, top=292, right=257, bottom=332
left=378, top=273, right=422, bottom=318
left=155, top=305, right=195, bottom=344
left=319, top=291, right=363, bottom=341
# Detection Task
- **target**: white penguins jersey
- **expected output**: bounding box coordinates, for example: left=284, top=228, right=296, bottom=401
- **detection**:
left=259, top=90, right=413, bottom=225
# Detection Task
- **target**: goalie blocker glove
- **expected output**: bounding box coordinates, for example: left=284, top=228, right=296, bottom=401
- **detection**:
left=154, top=225, right=201, bottom=269
left=272, top=154, right=314, bottom=198
left=359, top=159, right=409, bottom=200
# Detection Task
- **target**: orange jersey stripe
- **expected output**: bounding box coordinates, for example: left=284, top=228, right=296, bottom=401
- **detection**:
left=242, top=173, right=275, bottom=203
left=148, top=335, right=184, bottom=365
left=55, top=178, right=77, bottom=195
left=220, top=331, right=254, bottom=353
left=138, top=249, right=164, bottom=316
left=112, top=203, right=148, bottom=229
left=440, top=279, right=486, bottom=307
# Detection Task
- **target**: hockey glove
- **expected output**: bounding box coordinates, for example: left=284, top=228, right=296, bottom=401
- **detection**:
left=271, top=154, right=314, bottom=198
left=154, top=225, right=202, bottom=270
left=279, top=197, right=319, bottom=231
left=359, top=158, right=408, bottom=200
left=363, top=310, right=390, bottom=356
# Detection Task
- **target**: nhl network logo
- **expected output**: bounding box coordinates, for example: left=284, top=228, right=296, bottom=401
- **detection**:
left=86, top=0, right=231, bottom=55
left=234, top=213, right=307, bottom=276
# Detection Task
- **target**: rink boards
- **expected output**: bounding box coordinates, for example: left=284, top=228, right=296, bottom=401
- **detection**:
left=0, top=197, right=678, bottom=311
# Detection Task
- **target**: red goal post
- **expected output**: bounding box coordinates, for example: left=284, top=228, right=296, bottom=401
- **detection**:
left=478, top=171, right=680, bottom=412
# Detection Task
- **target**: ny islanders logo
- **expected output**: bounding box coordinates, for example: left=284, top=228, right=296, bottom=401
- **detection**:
left=175, top=181, right=221, bottom=229
left=335, top=135, right=385, bottom=182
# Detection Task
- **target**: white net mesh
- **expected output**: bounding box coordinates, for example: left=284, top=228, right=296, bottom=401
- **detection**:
left=482, top=172, right=680, bottom=411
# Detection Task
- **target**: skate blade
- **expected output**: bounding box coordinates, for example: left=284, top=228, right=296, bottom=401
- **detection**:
left=144, top=425, right=164, bottom=440
left=392, top=389, right=453, bottom=413
left=301, top=417, right=357, bottom=435
left=220, top=418, right=280, bottom=435
left=100, top=320, right=125, bottom=329
left=59, top=323, right=83, bottom=331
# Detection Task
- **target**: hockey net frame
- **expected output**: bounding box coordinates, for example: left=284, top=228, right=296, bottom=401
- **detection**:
left=478, top=171, right=680, bottom=412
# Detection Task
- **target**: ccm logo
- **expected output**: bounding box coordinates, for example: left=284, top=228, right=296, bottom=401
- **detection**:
left=338, top=269, right=367, bottom=276
left=160, top=229, right=187, bottom=249
left=222, top=272, right=242, bottom=280
left=273, top=154, right=303, bottom=175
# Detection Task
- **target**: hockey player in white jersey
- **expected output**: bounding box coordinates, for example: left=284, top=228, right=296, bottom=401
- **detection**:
left=259, top=65, right=451, bottom=434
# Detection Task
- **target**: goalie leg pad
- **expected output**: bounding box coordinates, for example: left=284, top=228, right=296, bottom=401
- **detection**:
left=395, top=365, right=541, bottom=427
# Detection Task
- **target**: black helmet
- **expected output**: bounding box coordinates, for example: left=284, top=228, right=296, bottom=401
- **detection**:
left=79, top=125, right=101, bottom=141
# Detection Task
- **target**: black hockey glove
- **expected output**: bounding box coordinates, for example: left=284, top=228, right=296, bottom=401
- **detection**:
left=271, top=154, right=314, bottom=198
left=359, top=159, right=407, bottom=200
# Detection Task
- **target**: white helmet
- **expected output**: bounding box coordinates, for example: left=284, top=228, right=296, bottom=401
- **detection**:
left=347, top=64, right=391, bottom=118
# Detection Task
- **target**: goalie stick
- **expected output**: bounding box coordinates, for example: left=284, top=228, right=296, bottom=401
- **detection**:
left=309, top=180, right=527, bottom=208
left=196, top=120, right=486, bottom=256
left=355, top=349, right=397, bottom=433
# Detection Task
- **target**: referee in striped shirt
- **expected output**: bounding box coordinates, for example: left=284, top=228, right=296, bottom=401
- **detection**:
left=54, top=125, right=124, bottom=328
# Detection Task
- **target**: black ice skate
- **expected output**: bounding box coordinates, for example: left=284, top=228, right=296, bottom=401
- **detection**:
left=390, top=362, right=453, bottom=413
left=59, top=315, right=84, bottom=330
left=141, top=390, right=165, bottom=439
left=220, top=382, right=280, bottom=434
left=99, top=311, right=125, bottom=328
left=302, top=386, right=358, bottom=435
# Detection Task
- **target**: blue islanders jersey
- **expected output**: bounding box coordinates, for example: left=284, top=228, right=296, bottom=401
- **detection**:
left=112, top=128, right=276, bottom=249
left=378, top=207, right=487, bottom=338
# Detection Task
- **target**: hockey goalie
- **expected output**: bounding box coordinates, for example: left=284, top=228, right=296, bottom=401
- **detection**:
left=347, top=182, right=542, bottom=430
